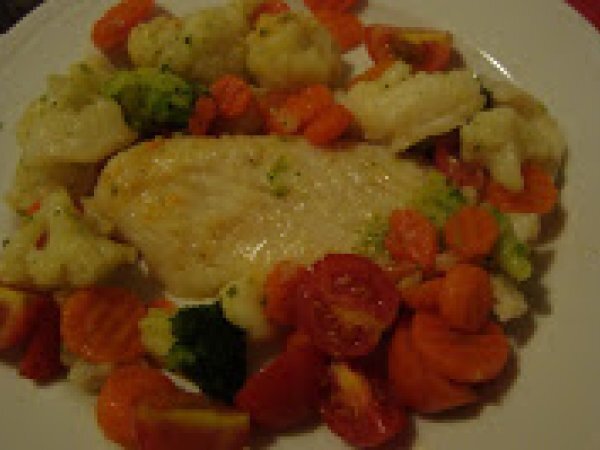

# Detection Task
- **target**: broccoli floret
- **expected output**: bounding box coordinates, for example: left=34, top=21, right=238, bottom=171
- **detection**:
left=414, top=172, right=466, bottom=228
left=166, top=302, right=246, bottom=404
left=489, top=207, right=533, bottom=282
left=103, top=67, right=202, bottom=135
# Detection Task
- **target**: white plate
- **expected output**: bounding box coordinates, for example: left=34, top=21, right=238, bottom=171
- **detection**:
left=1, top=1, right=599, bottom=449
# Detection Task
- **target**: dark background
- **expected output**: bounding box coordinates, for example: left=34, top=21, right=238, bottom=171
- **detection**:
left=1, top=0, right=43, bottom=33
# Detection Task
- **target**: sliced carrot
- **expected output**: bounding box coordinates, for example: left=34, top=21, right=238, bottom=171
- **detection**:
left=251, top=0, right=290, bottom=24
left=400, top=278, right=443, bottom=312
left=486, top=163, right=558, bottom=214
left=438, top=264, right=493, bottom=333
left=444, top=205, right=500, bottom=260
left=303, top=104, right=354, bottom=147
left=264, top=261, right=308, bottom=327
left=257, top=89, right=294, bottom=134
left=281, top=85, right=335, bottom=132
left=303, top=0, right=358, bottom=12
left=349, top=60, right=395, bottom=86
left=97, top=364, right=178, bottom=448
left=313, top=10, right=364, bottom=52
left=188, top=97, right=217, bottom=136
left=210, top=75, right=255, bottom=120
left=61, top=287, right=147, bottom=364
left=385, top=209, right=439, bottom=271
left=411, top=313, right=510, bottom=384
left=92, top=0, right=155, bottom=53
left=388, top=322, right=477, bottom=414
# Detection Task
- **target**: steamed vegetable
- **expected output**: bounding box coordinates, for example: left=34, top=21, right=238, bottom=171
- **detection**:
left=490, top=207, right=533, bottom=282
left=414, top=172, right=466, bottom=228
left=167, top=303, right=246, bottom=404
left=104, top=67, right=201, bottom=135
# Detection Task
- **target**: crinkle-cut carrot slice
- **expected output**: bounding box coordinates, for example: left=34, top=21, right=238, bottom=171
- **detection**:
left=210, top=75, right=255, bottom=120
left=388, top=322, right=477, bottom=414
left=303, top=104, right=354, bottom=147
left=444, top=205, right=500, bottom=260
left=438, top=264, right=493, bottom=333
left=400, top=278, right=443, bottom=312
left=313, top=10, right=364, bottom=52
left=61, top=287, right=147, bottom=364
left=411, top=313, right=510, bottom=384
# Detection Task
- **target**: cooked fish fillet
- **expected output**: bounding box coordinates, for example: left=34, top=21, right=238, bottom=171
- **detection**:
left=91, top=136, right=425, bottom=298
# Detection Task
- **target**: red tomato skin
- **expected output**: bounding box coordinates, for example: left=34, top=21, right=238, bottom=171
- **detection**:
left=235, top=345, right=327, bottom=430
left=297, top=254, right=401, bottom=358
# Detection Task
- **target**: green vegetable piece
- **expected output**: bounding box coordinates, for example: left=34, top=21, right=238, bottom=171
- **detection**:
left=266, top=156, right=291, bottom=198
left=167, top=302, right=246, bottom=404
left=103, top=67, right=201, bottom=135
left=353, top=215, right=388, bottom=258
left=414, top=172, right=466, bottom=228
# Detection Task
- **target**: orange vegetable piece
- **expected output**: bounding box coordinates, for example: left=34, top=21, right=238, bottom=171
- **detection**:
left=97, top=364, right=178, bottom=448
left=256, top=89, right=293, bottom=134
left=349, top=60, right=395, bottom=86
left=264, top=261, right=308, bottom=327
left=303, top=0, right=358, bottom=12
left=313, top=10, right=364, bottom=52
left=92, top=0, right=155, bottom=53
left=444, top=205, right=500, bottom=260
left=438, top=264, right=493, bottom=333
left=400, top=278, right=443, bottom=312
left=148, top=298, right=177, bottom=312
left=188, top=97, right=217, bottom=136
left=411, top=313, right=510, bottom=384
left=486, top=163, right=558, bottom=214
left=61, top=287, right=147, bottom=364
left=210, top=75, right=255, bottom=119
left=385, top=209, right=439, bottom=271
left=434, top=131, right=487, bottom=191
left=388, top=322, right=477, bottom=414
left=303, top=103, right=354, bottom=147
left=26, top=200, right=41, bottom=216
left=284, top=85, right=335, bottom=129
left=251, top=0, right=290, bottom=24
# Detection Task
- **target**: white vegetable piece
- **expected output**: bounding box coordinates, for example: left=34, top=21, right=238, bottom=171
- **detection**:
left=343, top=64, right=485, bottom=151
left=0, top=190, right=136, bottom=289
left=491, top=274, right=528, bottom=322
left=508, top=212, right=541, bottom=244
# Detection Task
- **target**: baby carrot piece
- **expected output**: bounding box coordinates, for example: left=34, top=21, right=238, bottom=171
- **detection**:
left=388, top=322, right=477, bottom=414
left=444, top=205, right=500, bottom=259
left=385, top=209, right=439, bottom=271
left=61, top=287, right=147, bottom=364
left=303, top=104, right=354, bottom=147
left=304, top=0, right=358, bottom=12
left=411, top=313, right=510, bottom=384
left=486, top=163, right=558, bottom=214
left=282, top=85, right=335, bottom=132
left=438, top=264, right=493, bottom=333
left=251, top=0, right=290, bottom=24
left=264, top=261, right=308, bottom=327
left=313, top=10, right=364, bottom=52
left=188, top=97, right=217, bottom=136
left=400, top=278, right=444, bottom=312
left=97, top=364, right=178, bottom=448
left=210, top=75, right=255, bottom=119
left=92, top=0, right=155, bottom=53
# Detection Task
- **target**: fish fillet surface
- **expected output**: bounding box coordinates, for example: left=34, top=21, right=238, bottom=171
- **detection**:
left=91, top=136, right=425, bottom=297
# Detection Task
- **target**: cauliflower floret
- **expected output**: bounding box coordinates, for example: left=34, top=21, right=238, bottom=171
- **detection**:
left=246, top=12, right=342, bottom=89
left=491, top=274, right=528, bottom=322
left=508, top=212, right=540, bottom=244
left=139, top=307, right=176, bottom=362
left=0, top=190, right=136, bottom=289
left=6, top=160, right=97, bottom=214
left=461, top=79, right=566, bottom=191
left=17, top=59, right=136, bottom=165
left=219, top=275, right=275, bottom=342
left=343, top=66, right=484, bottom=151
left=128, top=2, right=249, bottom=84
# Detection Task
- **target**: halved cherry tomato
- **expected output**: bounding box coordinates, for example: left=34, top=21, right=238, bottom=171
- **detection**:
left=264, top=261, right=308, bottom=327
left=486, top=163, right=558, bottom=214
left=388, top=322, right=477, bottom=413
left=444, top=205, right=500, bottom=260
left=364, top=25, right=453, bottom=72
left=438, top=264, right=493, bottom=333
left=411, top=313, right=510, bottom=383
left=235, top=345, right=327, bottom=430
left=434, top=132, right=486, bottom=191
left=250, top=0, right=290, bottom=24
left=297, top=254, right=401, bottom=358
left=400, top=277, right=443, bottom=312
left=92, top=0, right=155, bottom=53
left=0, top=287, right=45, bottom=351
left=385, top=209, right=438, bottom=271
left=97, top=364, right=179, bottom=448
left=321, top=363, right=407, bottom=448
left=303, top=0, right=357, bottom=12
